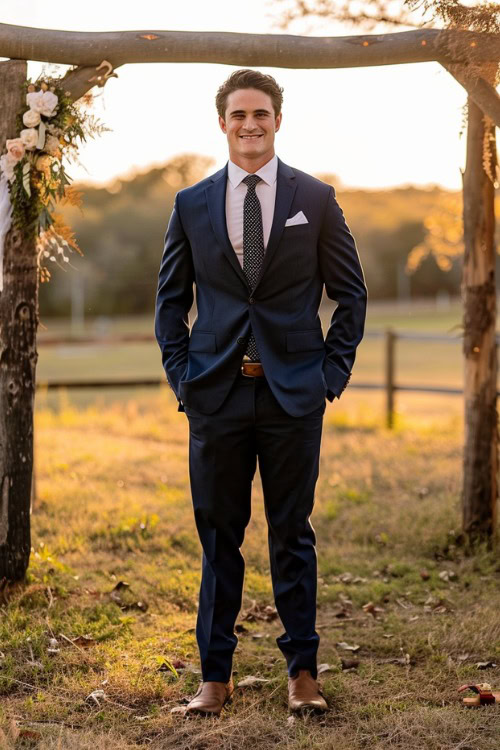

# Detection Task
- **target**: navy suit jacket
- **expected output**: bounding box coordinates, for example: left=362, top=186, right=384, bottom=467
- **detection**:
left=154, top=156, right=367, bottom=417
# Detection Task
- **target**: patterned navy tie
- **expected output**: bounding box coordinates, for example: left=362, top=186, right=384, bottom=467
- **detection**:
left=242, top=174, right=264, bottom=361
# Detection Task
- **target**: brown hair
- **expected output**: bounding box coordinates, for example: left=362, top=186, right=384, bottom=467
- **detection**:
left=215, top=69, right=284, bottom=120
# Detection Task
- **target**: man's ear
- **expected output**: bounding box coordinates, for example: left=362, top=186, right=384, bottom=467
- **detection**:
left=218, top=115, right=227, bottom=134
left=275, top=112, right=282, bottom=132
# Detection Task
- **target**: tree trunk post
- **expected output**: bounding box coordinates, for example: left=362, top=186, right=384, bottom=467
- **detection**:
left=461, top=95, right=498, bottom=544
left=0, top=59, right=38, bottom=581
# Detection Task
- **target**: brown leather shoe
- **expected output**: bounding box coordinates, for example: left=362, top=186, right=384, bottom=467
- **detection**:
left=185, top=678, right=234, bottom=717
left=288, top=670, right=328, bottom=713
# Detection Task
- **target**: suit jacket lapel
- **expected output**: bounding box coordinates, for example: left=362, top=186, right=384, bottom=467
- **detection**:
left=204, top=156, right=297, bottom=291
left=254, top=157, right=296, bottom=292
left=205, top=164, right=249, bottom=290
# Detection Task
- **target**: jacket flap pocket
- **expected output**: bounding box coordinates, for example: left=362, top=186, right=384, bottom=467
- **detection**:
left=189, top=331, right=217, bottom=353
left=286, top=329, right=325, bottom=353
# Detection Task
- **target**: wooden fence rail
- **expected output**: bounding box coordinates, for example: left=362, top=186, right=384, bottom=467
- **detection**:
left=36, top=327, right=500, bottom=429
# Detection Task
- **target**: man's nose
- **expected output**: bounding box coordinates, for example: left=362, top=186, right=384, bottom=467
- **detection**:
left=242, top=117, right=259, bottom=130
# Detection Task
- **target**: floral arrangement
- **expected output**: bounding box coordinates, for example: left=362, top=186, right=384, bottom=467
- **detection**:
left=0, top=73, right=110, bottom=283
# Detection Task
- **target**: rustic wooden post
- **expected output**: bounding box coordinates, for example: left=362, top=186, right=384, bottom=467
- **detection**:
left=0, top=59, right=38, bottom=581
left=385, top=327, right=396, bottom=429
left=461, top=96, right=498, bottom=544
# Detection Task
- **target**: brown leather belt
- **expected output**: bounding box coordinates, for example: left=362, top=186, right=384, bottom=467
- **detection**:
left=241, top=362, right=265, bottom=377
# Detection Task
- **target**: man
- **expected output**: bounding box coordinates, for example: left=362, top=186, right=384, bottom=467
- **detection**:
left=154, top=69, right=367, bottom=716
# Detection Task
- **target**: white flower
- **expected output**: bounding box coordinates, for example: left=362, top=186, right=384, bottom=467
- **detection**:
left=0, top=152, right=18, bottom=182
left=26, top=90, right=44, bottom=112
left=26, top=90, right=58, bottom=118
left=22, top=108, right=41, bottom=128
left=39, top=91, right=58, bottom=117
left=6, top=138, right=25, bottom=161
left=20, top=128, right=39, bottom=150
left=44, top=134, right=60, bottom=156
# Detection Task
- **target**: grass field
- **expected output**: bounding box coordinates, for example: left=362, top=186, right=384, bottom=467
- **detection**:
left=2, top=358, right=499, bottom=747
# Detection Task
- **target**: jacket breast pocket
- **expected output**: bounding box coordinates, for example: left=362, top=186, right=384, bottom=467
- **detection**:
left=286, top=329, right=325, bottom=353
left=188, top=331, right=217, bottom=352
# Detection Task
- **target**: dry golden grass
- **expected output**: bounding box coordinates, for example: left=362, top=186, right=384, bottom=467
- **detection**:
left=0, top=386, right=498, bottom=749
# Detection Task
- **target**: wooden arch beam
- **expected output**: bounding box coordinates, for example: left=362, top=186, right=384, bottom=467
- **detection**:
left=1, top=23, right=499, bottom=124
left=0, top=24, right=499, bottom=69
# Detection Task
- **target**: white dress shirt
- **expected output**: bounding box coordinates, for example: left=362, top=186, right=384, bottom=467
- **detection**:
left=225, top=154, right=278, bottom=268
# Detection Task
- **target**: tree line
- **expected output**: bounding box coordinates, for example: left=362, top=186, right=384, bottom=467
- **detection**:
left=39, top=153, right=500, bottom=318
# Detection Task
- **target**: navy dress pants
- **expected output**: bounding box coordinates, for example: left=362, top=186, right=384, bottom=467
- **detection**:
left=184, top=372, right=325, bottom=683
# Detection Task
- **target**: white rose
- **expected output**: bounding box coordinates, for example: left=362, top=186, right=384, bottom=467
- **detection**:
left=44, top=134, right=61, bottom=156
left=22, top=108, right=41, bottom=128
left=26, top=90, right=58, bottom=117
left=6, top=138, right=25, bottom=162
left=26, top=90, right=44, bottom=112
left=20, top=128, right=39, bottom=150
left=39, top=91, right=59, bottom=117
left=0, top=152, right=18, bottom=182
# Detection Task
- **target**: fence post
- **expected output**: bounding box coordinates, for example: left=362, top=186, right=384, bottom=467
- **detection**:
left=385, top=328, right=396, bottom=429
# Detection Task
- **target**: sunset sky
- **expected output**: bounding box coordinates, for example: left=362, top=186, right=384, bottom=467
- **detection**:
left=2, top=0, right=478, bottom=190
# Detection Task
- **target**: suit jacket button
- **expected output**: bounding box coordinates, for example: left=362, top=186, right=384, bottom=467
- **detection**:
left=237, top=337, right=246, bottom=345
left=249, top=297, right=255, bottom=304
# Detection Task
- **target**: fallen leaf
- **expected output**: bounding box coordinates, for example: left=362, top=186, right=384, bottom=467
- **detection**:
left=109, top=581, right=148, bottom=611
left=336, top=641, right=360, bottom=652
left=317, top=663, right=333, bottom=674
left=86, top=689, right=106, bottom=705
left=423, top=595, right=452, bottom=614
left=341, top=658, right=359, bottom=670
left=362, top=601, right=385, bottom=618
left=18, top=729, right=42, bottom=741
left=379, top=654, right=413, bottom=666
left=241, top=600, right=278, bottom=622
left=438, top=570, right=457, bottom=582
left=65, top=634, right=96, bottom=648
left=172, top=659, right=187, bottom=670
left=237, top=676, right=271, bottom=687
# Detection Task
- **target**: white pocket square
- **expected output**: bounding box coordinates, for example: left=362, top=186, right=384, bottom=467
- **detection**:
left=285, top=211, right=308, bottom=227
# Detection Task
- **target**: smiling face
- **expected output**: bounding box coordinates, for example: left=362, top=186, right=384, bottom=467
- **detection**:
left=218, top=87, right=282, bottom=173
